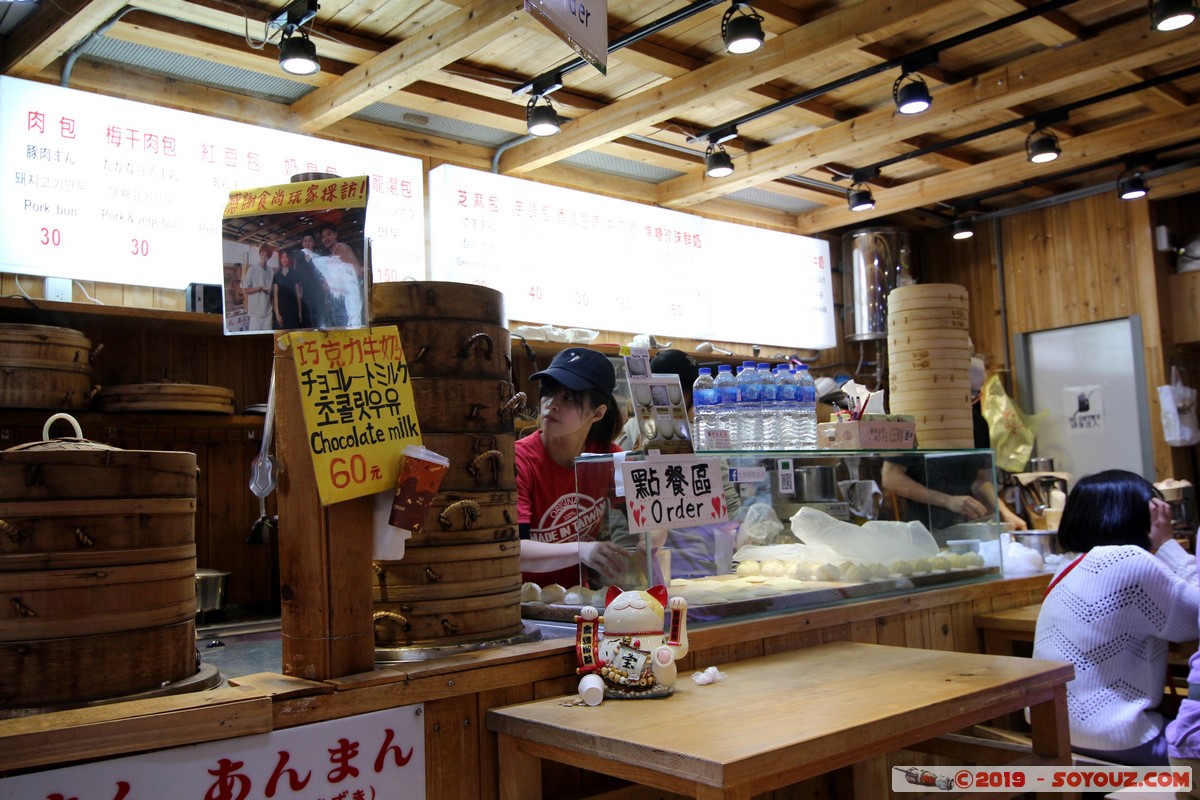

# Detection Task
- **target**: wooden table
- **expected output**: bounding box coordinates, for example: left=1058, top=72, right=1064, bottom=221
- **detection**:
left=486, top=641, right=1075, bottom=800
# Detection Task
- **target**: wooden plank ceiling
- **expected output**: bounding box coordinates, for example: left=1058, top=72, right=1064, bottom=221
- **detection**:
left=2, top=0, right=1199, bottom=236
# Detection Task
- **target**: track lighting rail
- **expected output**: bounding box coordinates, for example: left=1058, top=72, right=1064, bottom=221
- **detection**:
left=687, top=0, right=1081, bottom=145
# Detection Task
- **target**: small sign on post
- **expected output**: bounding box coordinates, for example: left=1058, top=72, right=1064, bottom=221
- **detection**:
left=282, top=325, right=422, bottom=505
left=620, top=455, right=728, bottom=533
left=525, top=0, right=608, bottom=74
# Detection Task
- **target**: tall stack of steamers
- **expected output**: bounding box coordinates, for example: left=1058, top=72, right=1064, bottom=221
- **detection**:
left=886, top=283, right=974, bottom=449
left=369, top=282, right=528, bottom=655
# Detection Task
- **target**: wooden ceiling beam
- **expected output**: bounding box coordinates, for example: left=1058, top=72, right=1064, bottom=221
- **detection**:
left=1, top=0, right=126, bottom=77
left=496, top=0, right=971, bottom=175
left=794, top=103, right=1200, bottom=232
left=652, top=16, right=1197, bottom=209
left=290, top=0, right=527, bottom=134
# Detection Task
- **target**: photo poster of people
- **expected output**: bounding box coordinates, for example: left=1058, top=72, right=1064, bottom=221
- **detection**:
left=221, top=175, right=370, bottom=335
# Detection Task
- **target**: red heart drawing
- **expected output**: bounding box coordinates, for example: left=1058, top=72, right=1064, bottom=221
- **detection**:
left=632, top=505, right=644, bottom=526
left=711, top=497, right=725, bottom=517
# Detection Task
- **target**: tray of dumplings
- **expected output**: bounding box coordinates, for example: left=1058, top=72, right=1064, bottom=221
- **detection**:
left=667, top=550, right=992, bottom=616
left=520, top=550, right=993, bottom=624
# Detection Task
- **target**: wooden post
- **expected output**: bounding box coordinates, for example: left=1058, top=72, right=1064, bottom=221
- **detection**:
left=274, top=343, right=375, bottom=680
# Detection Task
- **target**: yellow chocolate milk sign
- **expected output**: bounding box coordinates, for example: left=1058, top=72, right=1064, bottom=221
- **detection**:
left=283, top=326, right=421, bottom=505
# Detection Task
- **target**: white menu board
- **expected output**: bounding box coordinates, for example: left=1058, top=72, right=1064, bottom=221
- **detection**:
left=0, top=76, right=425, bottom=290
left=427, top=164, right=835, bottom=348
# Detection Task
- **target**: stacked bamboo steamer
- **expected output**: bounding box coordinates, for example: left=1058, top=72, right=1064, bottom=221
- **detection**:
left=369, top=282, right=525, bottom=650
left=0, top=422, right=200, bottom=714
left=887, top=284, right=974, bottom=448
left=0, top=323, right=97, bottom=411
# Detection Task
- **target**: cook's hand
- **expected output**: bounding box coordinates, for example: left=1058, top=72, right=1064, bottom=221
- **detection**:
left=1149, top=498, right=1174, bottom=551
left=944, top=494, right=988, bottom=519
left=580, top=541, right=629, bottom=579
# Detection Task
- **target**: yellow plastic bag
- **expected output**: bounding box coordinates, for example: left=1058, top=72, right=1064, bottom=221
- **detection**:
left=980, top=374, right=1047, bottom=473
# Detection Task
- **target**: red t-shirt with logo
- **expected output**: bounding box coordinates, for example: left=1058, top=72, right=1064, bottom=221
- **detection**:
left=516, top=431, right=621, bottom=588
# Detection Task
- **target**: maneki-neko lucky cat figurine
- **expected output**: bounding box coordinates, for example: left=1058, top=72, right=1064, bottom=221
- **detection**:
left=575, top=585, right=688, bottom=701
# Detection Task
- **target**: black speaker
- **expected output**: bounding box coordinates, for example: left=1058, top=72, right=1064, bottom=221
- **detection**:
left=187, top=283, right=223, bottom=314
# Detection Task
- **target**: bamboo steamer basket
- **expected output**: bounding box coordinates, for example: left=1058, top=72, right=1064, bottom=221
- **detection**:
left=885, top=315, right=969, bottom=332
left=96, top=382, right=235, bottom=414
left=0, top=324, right=96, bottom=410
left=425, top=490, right=518, bottom=533
left=0, top=415, right=198, bottom=710
left=0, top=558, right=197, bottom=640
left=410, top=378, right=522, bottom=434
left=420, top=432, right=516, bottom=491
left=886, top=283, right=969, bottom=311
left=0, top=496, right=196, bottom=570
left=373, top=588, right=524, bottom=646
left=0, top=620, right=196, bottom=711
left=374, top=540, right=521, bottom=601
left=395, top=319, right=512, bottom=380
left=371, top=281, right=506, bottom=326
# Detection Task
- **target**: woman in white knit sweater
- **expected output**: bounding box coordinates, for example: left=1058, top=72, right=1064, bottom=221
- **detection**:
left=1034, top=469, right=1198, bottom=766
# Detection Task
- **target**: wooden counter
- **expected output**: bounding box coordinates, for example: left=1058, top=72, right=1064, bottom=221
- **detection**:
left=0, top=574, right=1050, bottom=799
left=488, top=642, right=1075, bottom=800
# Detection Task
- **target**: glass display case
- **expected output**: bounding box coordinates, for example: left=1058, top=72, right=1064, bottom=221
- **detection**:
left=522, top=449, right=1038, bottom=625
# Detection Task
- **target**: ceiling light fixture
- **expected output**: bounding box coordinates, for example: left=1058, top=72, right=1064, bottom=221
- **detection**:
left=847, top=182, right=875, bottom=212
left=273, top=0, right=321, bottom=76
left=279, top=29, right=320, bottom=75
left=526, top=95, right=561, bottom=137
left=1117, top=171, right=1149, bottom=200
left=722, top=2, right=765, bottom=54
left=1025, top=128, right=1061, bottom=164
left=1149, top=0, right=1197, bottom=30
left=951, top=219, right=975, bottom=240
left=893, top=72, right=932, bottom=115
left=705, top=143, right=734, bottom=178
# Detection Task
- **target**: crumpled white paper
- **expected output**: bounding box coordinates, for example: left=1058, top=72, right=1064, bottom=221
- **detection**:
left=691, top=666, right=726, bottom=685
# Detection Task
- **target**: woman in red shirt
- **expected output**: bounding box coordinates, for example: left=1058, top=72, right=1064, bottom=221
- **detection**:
left=517, top=347, right=628, bottom=588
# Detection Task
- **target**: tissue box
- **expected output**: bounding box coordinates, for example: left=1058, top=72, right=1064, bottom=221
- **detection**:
left=817, top=415, right=916, bottom=450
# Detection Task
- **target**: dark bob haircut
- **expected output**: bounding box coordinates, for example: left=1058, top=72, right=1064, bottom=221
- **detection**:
left=1056, top=469, right=1162, bottom=553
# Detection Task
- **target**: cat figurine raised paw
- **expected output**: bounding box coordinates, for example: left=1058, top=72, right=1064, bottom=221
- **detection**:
left=575, top=585, right=688, bottom=702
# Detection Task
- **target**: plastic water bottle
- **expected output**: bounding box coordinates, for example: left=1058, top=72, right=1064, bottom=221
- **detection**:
left=692, top=368, right=717, bottom=451
left=736, top=360, right=762, bottom=450
left=757, top=363, right=778, bottom=450
left=712, top=364, right=739, bottom=449
left=795, top=363, right=818, bottom=449
left=774, top=364, right=801, bottom=449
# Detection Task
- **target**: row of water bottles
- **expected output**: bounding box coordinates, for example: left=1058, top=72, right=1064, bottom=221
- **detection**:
left=692, top=361, right=818, bottom=450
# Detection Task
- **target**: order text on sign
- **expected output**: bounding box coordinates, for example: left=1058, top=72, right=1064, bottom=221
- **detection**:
left=283, top=326, right=421, bottom=505
left=620, top=456, right=728, bottom=532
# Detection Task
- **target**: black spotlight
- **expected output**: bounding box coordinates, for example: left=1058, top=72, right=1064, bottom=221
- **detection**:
left=705, top=144, right=734, bottom=178
left=951, top=219, right=975, bottom=240
left=1117, top=172, right=1149, bottom=200
left=1025, top=129, right=1060, bottom=164
left=722, top=2, right=765, bottom=54
left=526, top=96, right=561, bottom=137
left=1149, top=0, right=1197, bottom=30
left=847, top=183, right=875, bottom=212
left=279, top=29, right=320, bottom=76
left=893, top=73, right=932, bottom=115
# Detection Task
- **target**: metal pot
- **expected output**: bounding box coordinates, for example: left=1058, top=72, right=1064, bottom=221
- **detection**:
left=1028, top=457, right=1055, bottom=472
left=794, top=465, right=838, bottom=502
left=1011, top=531, right=1062, bottom=559
left=196, top=569, right=230, bottom=614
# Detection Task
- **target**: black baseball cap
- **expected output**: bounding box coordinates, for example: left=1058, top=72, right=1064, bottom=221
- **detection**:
left=530, top=348, right=616, bottom=395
